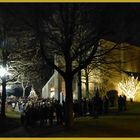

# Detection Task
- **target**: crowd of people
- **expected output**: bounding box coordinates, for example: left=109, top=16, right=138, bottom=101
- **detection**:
left=73, top=93, right=127, bottom=119
left=20, top=98, right=66, bottom=127
left=4, top=92, right=127, bottom=128
left=73, top=94, right=109, bottom=119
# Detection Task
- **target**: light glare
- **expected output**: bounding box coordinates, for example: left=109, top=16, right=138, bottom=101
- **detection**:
left=0, top=66, right=7, bottom=77
left=118, top=75, right=140, bottom=100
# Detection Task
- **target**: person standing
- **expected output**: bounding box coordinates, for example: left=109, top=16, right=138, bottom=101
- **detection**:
left=103, top=95, right=109, bottom=114
left=93, top=89, right=102, bottom=118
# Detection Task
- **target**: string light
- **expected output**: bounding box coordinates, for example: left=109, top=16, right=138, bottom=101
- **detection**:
left=118, top=75, right=140, bottom=100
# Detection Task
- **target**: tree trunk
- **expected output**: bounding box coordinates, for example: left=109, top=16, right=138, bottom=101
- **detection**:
left=78, top=70, right=82, bottom=102
left=65, top=76, right=74, bottom=129
left=1, top=50, right=7, bottom=119
left=22, top=87, right=25, bottom=98
left=85, top=68, right=89, bottom=99
left=78, top=70, right=82, bottom=116
left=1, top=76, right=6, bottom=119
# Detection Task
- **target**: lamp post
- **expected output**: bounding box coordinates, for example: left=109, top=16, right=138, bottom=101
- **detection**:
left=0, top=23, right=11, bottom=119
left=0, top=66, right=7, bottom=118
left=0, top=49, right=9, bottom=119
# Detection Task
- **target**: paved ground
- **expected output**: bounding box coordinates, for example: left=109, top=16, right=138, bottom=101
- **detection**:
left=1, top=127, right=30, bottom=137
left=1, top=114, right=140, bottom=137
left=0, top=123, right=65, bottom=137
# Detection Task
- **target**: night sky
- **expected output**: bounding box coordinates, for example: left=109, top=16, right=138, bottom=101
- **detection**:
left=0, top=3, right=140, bottom=46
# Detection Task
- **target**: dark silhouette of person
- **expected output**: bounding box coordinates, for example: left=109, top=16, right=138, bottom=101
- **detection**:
left=48, top=102, right=54, bottom=126
left=73, top=100, right=79, bottom=118
left=118, top=95, right=123, bottom=112
left=83, top=98, right=87, bottom=116
left=88, top=99, right=93, bottom=116
left=56, top=100, right=63, bottom=124
left=93, top=89, right=102, bottom=118
left=103, top=95, right=109, bottom=114
left=122, top=95, right=127, bottom=111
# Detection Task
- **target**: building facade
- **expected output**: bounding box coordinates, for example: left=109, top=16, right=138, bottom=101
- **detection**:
left=42, top=40, right=140, bottom=102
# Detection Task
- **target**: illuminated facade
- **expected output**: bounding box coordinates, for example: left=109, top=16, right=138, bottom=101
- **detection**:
left=42, top=40, right=140, bottom=102
left=42, top=70, right=78, bottom=103
left=98, top=41, right=140, bottom=101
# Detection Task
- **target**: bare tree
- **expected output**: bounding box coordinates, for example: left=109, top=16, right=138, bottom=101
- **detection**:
left=33, top=4, right=120, bottom=128
left=3, top=4, right=127, bottom=128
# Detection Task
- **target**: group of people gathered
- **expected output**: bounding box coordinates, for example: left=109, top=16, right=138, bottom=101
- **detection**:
left=19, top=98, right=66, bottom=127
left=73, top=94, right=109, bottom=119
left=74, top=93, right=127, bottom=119
left=6, top=92, right=127, bottom=128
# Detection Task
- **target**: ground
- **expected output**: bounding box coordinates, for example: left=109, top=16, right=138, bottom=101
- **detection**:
left=0, top=101, right=140, bottom=137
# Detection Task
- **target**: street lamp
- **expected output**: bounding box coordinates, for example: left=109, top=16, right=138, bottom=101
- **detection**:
left=0, top=26, right=11, bottom=118
left=0, top=65, right=10, bottom=118
left=0, top=66, right=8, bottom=78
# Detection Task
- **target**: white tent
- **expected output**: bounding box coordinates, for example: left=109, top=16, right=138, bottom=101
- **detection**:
left=28, top=87, right=38, bottom=99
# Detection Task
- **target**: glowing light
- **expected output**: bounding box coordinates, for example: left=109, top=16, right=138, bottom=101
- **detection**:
left=118, top=75, right=140, bottom=100
left=50, top=87, right=55, bottom=92
left=0, top=65, right=11, bottom=78
left=0, top=66, right=7, bottom=77
left=50, top=87, right=55, bottom=98
left=50, top=91, right=55, bottom=98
